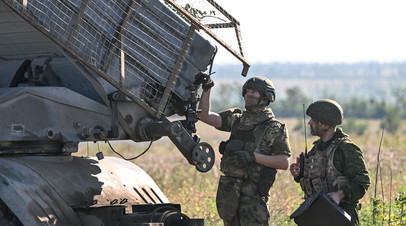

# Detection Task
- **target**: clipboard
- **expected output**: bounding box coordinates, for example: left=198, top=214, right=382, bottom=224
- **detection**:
left=290, top=192, right=352, bottom=226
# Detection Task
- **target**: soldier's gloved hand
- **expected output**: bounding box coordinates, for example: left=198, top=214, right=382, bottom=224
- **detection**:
left=194, top=71, right=214, bottom=91
left=231, top=150, right=256, bottom=167
left=218, top=141, right=228, bottom=155
left=202, top=77, right=214, bottom=91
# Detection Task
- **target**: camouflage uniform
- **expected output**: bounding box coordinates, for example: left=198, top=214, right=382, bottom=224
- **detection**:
left=298, top=128, right=370, bottom=225
left=216, top=107, right=291, bottom=226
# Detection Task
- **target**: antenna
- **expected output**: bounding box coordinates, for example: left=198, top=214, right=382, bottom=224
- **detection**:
left=303, top=104, right=308, bottom=155
left=297, top=104, right=307, bottom=179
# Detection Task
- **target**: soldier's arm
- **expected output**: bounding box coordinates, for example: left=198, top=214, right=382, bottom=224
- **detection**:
left=256, top=121, right=292, bottom=170
left=254, top=153, right=289, bottom=170
left=197, top=89, right=222, bottom=128
left=336, top=143, right=370, bottom=202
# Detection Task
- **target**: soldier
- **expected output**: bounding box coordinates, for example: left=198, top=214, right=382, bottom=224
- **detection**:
left=290, top=99, right=370, bottom=225
left=197, top=75, right=291, bottom=226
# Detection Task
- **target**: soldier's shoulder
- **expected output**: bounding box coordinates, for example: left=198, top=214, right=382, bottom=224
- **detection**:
left=217, top=108, right=243, bottom=132
left=264, top=119, right=286, bottom=135
left=218, top=108, right=242, bottom=121
left=218, top=108, right=242, bottom=115
left=338, top=138, right=361, bottom=153
left=268, top=118, right=283, bottom=127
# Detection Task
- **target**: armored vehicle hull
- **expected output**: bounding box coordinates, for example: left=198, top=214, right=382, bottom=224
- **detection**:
left=0, top=0, right=249, bottom=224
left=0, top=156, right=195, bottom=225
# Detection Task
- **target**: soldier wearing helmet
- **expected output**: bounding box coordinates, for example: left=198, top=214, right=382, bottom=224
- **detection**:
left=290, top=99, right=370, bottom=225
left=242, top=76, right=276, bottom=111
left=197, top=74, right=291, bottom=226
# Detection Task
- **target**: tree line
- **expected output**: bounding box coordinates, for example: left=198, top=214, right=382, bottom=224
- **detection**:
left=209, top=83, right=406, bottom=134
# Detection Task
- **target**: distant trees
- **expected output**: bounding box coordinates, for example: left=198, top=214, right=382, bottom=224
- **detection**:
left=380, top=106, right=402, bottom=134
left=208, top=84, right=405, bottom=134
left=381, top=85, right=406, bottom=133
left=392, top=86, right=406, bottom=117
left=342, top=98, right=387, bottom=119
left=210, top=82, right=244, bottom=110
left=271, top=87, right=310, bottom=118
left=341, top=118, right=369, bottom=136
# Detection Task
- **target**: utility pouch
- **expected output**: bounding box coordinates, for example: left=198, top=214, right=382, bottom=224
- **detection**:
left=335, top=176, right=349, bottom=190
left=300, top=178, right=314, bottom=198
left=311, top=177, right=327, bottom=193
left=220, top=152, right=247, bottom=178
left=219, top=138, right=244, bottom=155
left=225, top=139, right=245, bottom=152
left=256, top=167, right=277, bottom=197
left=220, top=139, right=247, bottom=178
left=216, top=176, right=243, bottom=220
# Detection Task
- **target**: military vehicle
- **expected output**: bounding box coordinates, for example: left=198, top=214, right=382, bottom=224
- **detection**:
left=0, top=0, right=249, bottom=225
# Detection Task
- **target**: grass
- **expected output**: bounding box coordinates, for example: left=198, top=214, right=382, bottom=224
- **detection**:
left=75, top=118, right=406, bottom=225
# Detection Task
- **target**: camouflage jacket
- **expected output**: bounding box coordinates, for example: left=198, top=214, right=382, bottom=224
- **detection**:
left=306, top=128, right=370, bottom=204
left=216, top=108, right=291, bottom=157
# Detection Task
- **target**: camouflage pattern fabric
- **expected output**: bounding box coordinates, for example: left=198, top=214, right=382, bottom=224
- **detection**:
left=216, top=176, right=243, bottom=220
left=215, top=108, right=292, bottom=225
left=222, top=180, right=269, bottom=226
left=300, top=137, right=348, bottom=199
left=219, top=140, right=248, bottom=178
left=238, top=181, right=269, bottom=225
left=303, top=128, right=370, bottom=225
left=217, top=108, right=291, bottom=157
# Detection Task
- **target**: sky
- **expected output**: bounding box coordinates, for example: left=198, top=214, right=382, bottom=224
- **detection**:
left=208, top=0, right=406, bottom=64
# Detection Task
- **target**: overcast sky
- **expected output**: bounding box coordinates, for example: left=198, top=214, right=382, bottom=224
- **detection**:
left=210, top=0, right=406, bottom=64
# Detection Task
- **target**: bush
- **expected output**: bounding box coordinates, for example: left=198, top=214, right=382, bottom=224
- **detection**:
left=359, top=191, right=406, bottom=225
left=394, top=191, right=406, bottom=225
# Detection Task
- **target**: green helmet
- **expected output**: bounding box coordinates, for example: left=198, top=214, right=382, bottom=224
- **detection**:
left=306, top=99, right=343, bottom=126
left=242, top=76, right=275, bottom=103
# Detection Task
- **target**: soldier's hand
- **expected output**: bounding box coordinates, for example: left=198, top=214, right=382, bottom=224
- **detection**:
left=231, top=150, right=256, bottom=167
left=327, top=190, right=345, bottom=205
left=290, top=156, right=301, bottom=178
left=194, top=71, right=214, bottom=92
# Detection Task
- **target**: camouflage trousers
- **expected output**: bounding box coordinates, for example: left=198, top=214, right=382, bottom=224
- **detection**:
left=217, top=176, right=269, bottom=226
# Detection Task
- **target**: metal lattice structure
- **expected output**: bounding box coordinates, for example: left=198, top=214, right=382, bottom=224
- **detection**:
left=1, top=0, right=249, bottom=118
left=168, top=0, right=249, bottom=74
left=2, top=0, right=216, bottom=118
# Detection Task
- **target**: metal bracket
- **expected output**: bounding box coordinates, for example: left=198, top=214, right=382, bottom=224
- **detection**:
left=138, top=118, right=214, bottom=172
left=108, top=91, right=130, bottom=139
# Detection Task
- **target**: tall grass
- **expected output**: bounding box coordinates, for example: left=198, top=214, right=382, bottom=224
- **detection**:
left=76, top=119, right=406, bottom=225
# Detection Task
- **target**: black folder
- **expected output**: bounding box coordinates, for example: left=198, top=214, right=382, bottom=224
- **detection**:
left=290, top=192, right=352, bottom=226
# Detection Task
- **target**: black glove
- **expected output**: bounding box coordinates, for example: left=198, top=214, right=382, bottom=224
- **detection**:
left=202, top=78, right=214, bottom=91
left=218, top=141, right=228, bottom=155
left=194, top=71, right=214, bottom=91
left=230, top=150, right=256, bottom=167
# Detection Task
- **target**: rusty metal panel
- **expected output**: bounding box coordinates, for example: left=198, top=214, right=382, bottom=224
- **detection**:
left=0, top=156, right=170, bottom=225
left=0, top=158, right=82, bottom=225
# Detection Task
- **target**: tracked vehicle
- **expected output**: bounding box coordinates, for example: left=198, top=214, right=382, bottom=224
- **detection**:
left=0, top=0, right=249, bottom=225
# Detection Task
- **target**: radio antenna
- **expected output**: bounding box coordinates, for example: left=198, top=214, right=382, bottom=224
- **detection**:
left=303, top=104, right=308, bottom=155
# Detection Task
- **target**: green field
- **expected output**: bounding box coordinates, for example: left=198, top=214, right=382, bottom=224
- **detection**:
left=76, top=118, right=406, bottom=225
